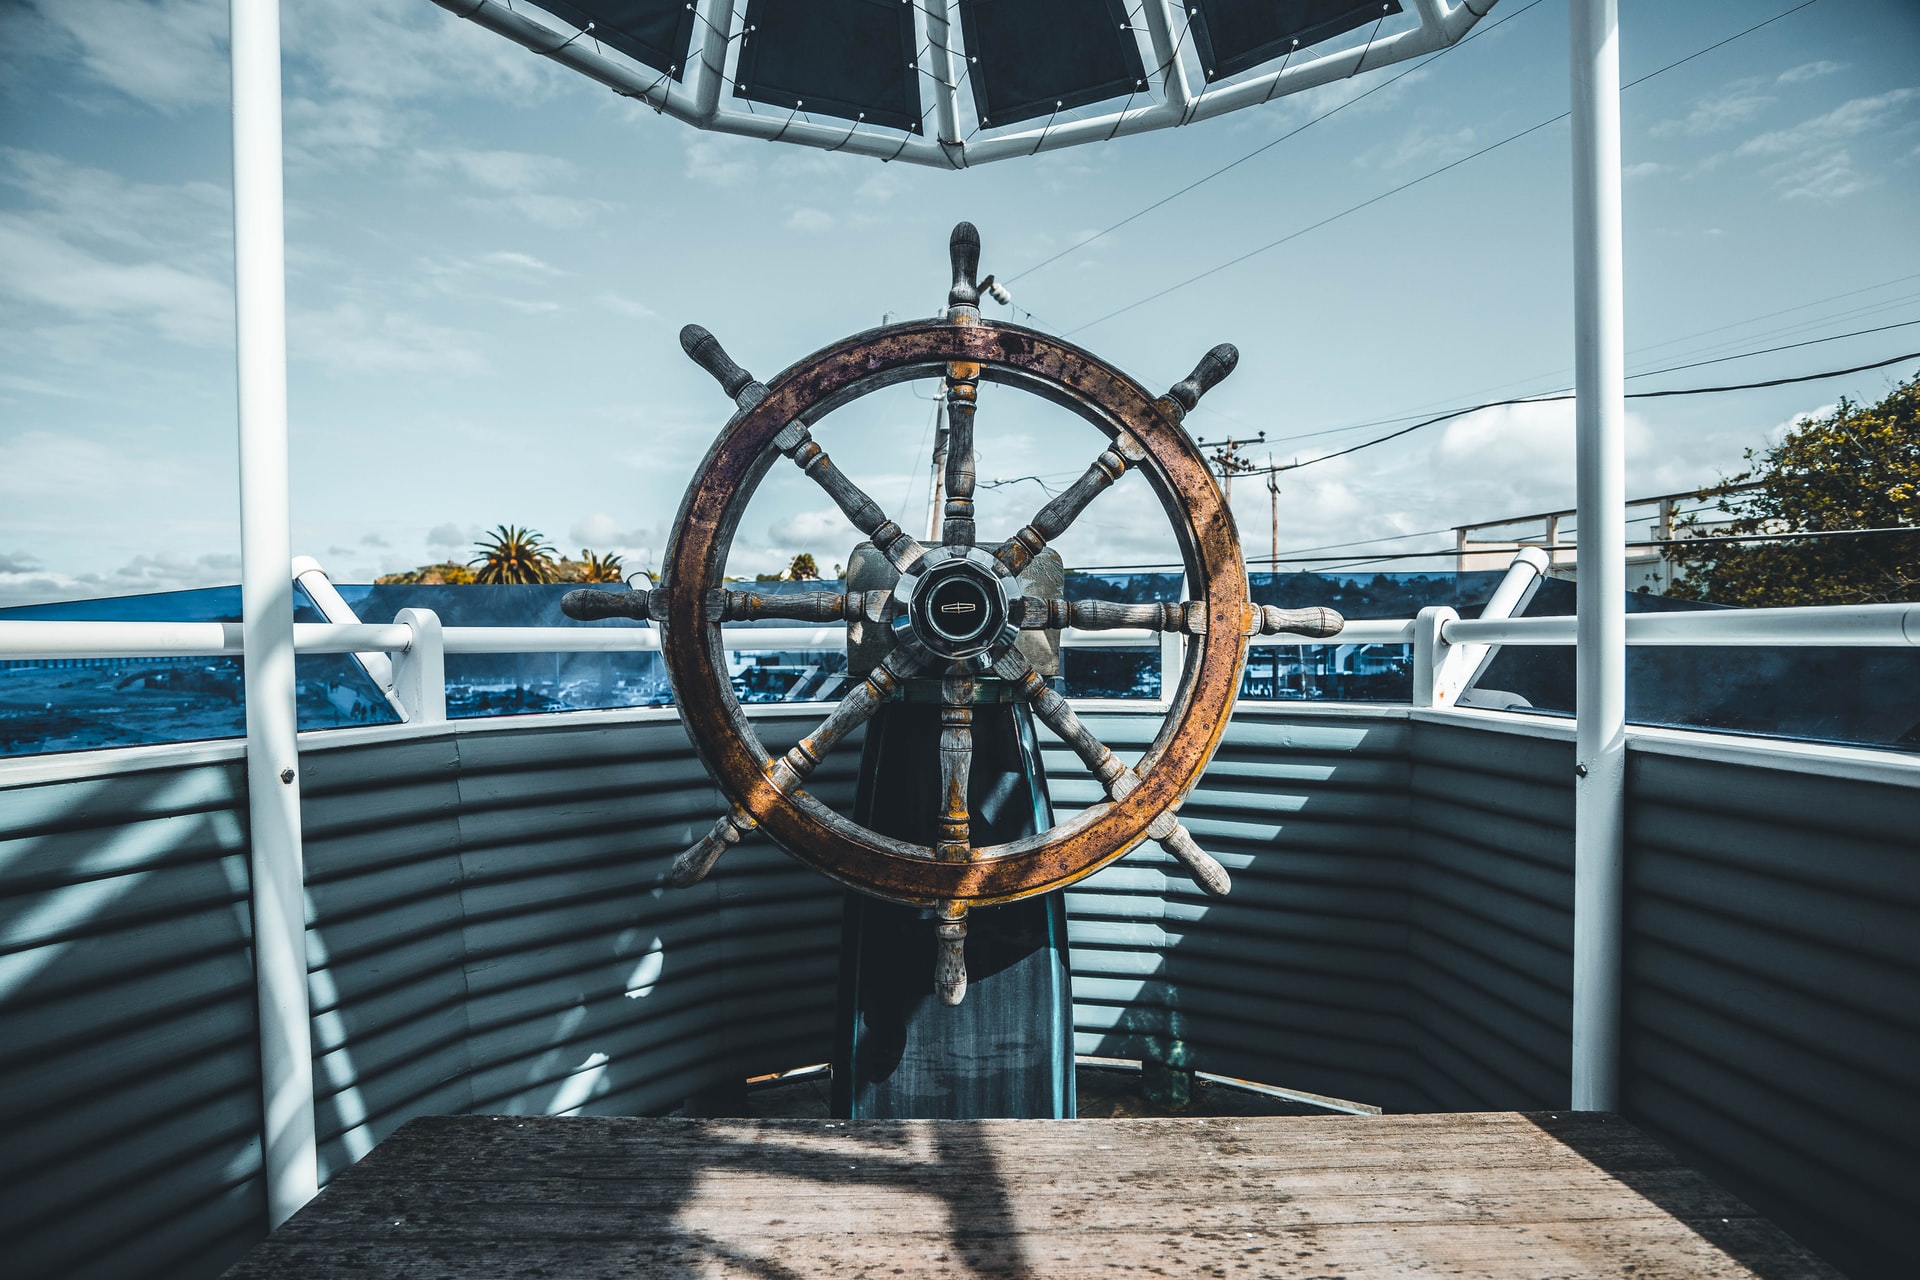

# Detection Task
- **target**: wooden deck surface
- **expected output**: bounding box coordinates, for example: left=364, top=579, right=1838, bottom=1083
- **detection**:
left=221, top=1112, right=1838, bottom=1279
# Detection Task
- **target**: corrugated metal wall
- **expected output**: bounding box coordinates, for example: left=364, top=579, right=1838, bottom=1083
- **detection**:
left=1407, top=719, right=1575, bottom=1111
left=0, top=749, right=264, bottom=1280
left=1058, top=708, right=1424, bottom=1112
left=0, top=710, right=852, bottom=1280
left=1623, top=745, right=1920, bottom=1280
left=2, top=706, right=1913, bottom=1279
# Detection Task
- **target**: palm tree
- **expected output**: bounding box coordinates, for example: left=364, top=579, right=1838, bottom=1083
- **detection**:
left=470, top=525, right=557, bottom=584
left=578, top=548, right=625, bottom=583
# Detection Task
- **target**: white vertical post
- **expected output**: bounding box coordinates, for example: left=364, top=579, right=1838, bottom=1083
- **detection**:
left=232, top=0, right=317, bottom=1225
left=391, top=608, right=448, bottom=723
left=1570, top=0, right=1627, bottom=1113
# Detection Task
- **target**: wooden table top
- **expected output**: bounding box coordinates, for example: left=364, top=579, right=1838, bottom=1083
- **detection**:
left=222, top=1111, right=1837, bottom=1278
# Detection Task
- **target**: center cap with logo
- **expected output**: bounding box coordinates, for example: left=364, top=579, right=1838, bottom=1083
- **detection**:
left=890, top=544, right=1022, bottom=671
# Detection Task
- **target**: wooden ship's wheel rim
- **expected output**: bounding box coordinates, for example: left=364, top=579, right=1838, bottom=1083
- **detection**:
left=562, top=224, right=1343, bottom=1000
left=659, top=317, right=1251, bottom=908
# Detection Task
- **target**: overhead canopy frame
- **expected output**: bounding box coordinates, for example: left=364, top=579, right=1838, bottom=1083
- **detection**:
left=429, top=0, right=1492, bottom=168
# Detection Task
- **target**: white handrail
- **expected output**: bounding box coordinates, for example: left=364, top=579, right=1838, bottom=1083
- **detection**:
left=5, top=602, right=1918, bottom=662
left=1443, top=602, right=1920, bottom=647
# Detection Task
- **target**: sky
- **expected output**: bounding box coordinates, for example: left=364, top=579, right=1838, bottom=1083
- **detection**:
left=2, top=0, right=1917, bottom=605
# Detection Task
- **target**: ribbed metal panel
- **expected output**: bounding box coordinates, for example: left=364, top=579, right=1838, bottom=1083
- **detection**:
left=300, top=711, right=853, bottom=1180
left=0, top=710, right=853, bottom=1280
left=1624, top=747, right=1920, bottom=1280
left=1057, top=708, right=1423, bottom=1113
left=0, top=753, right=264, bottom=1280
left=5, top=705, right=1913, bottom=1280
left=1407, top=720, right=1574, bottom=1111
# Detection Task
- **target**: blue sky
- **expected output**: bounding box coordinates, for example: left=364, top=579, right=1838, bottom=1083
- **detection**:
left=2, top=0, right=1917, bottom=604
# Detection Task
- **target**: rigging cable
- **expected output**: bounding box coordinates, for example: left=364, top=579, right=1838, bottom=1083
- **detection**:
left=1274, top=347, right=1920, bottom=474
left=1060, top=0, right=1822, bottom=337
left=1003, top=0, right=1551, bottom=286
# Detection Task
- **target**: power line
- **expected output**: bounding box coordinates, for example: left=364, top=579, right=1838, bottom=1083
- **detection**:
left=1622, top=316, right=1920, bottom=380
left=1062, top=0, right=1821, bottom=338
left=1273, top=347, right=1920, bottom=473
left=1004, top=0, right=1551, bottom=287
left=1260, top=276, right=1920, bottom=447
left=1069, top=525, right=1919, bottom=575
left=1257, top=303, right=1920, bottom=449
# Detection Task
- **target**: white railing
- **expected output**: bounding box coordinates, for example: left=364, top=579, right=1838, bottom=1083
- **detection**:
left=3, top=547, right=1916, bottom=723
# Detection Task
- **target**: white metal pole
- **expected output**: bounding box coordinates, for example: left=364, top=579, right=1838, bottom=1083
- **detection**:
left=1569, top=0, right=1627, bottom=1113
left=231, top=0, right=318, bottom=1224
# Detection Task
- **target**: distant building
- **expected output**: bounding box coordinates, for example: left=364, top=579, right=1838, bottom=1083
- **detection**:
left=1452, top=482, right=1761, bottom=594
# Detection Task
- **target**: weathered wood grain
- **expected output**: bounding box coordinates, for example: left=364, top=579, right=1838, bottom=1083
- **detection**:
left=222, top=1112, right=1839, bottom=1279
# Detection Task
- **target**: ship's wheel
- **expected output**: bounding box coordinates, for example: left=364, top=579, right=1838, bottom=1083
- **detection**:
left=565, top=224, right=1342, bottom=1003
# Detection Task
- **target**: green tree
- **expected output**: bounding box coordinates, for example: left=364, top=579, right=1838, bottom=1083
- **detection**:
left=576, top=548, right=625, bottom=583
left=470, top=525, right=558, bottom=585
left=1665, top=372, right=1920, bottom=606
left=787, top=553, right=821, bottom=581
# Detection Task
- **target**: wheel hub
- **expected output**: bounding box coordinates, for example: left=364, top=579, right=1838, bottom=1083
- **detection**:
left=891, top=544, right=1022, bottom=669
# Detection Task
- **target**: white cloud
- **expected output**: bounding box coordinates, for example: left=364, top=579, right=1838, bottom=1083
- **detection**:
left=0, top=430, right=201, bottom=499
left=1776, top=61, right=1843, bottom=85
left=428, top=147, right=573, bottom=192
left=426, top=522, right=474, bottom=549
left=482, top=250, right=562, bottom=275
left=1623, top=161, right=1671, bottom=182
left=767, top=507, right=857, bottom=547
left=0, top=151, right=234, bottom=350
left=596, top=292, right=656, bottom=320
left=684, top=135, right=756, bottom=187
left=785, top=207, right=836, bottom=233
left=0, top=216, right=232, bottom=346
left=0, top=551, right=242, bottom=608
left=1652, top=82, right=1772, bottom=138
left=1356, top=123, right=1476, bottom=170
left=289, top=303, right=485, bottom=374
left=285, top=0, right=554, bottom=105
left=1732, top=88, right=1919, bottom=201
left=568, top=515, right=672, bottom=567
left=26, top=0, right=227, bottom=112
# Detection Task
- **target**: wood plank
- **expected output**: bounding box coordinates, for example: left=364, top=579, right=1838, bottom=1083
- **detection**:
left=221, top=1113, right=1840, bottom=1279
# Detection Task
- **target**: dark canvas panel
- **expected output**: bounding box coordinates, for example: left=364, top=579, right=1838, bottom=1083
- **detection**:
left=523, top=0, right=698, bottom=80
left=958, top=0, right=1148, bottom=130
left=734, top=0, right=924, bottom=133
left=1189, top=0, right=1405, bottom=83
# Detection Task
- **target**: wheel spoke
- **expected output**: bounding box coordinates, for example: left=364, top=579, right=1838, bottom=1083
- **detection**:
left=706, top=588, right=889, bottom=625
left=935, top=903, right=968, bottom=1006
left=994, top=434, right=1144, bottom=575
left=775, top=420, right=923, bottom=571
left=766, top=648, right=916, bottom=796
left=669, top=808, right=755, bottom=887
left=1253, top=604, right=1344, bottom=638
left=936, top=675, right=975, bottom=862
left=941, top=363, right=979, bottom=546
left=672, top=650, right=914, bottom=888
left=679, top=322, right=922, bottom=573
left=1015, top=597, right=1204, bottom=633
left=992, top=651, right=1232, bottom=897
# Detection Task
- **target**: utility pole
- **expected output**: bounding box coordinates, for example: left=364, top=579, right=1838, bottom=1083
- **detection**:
left=926, top=418, right=949, bottom=541
left=1196, top=432, right=1265, bottom=502
left=1266, top=457, right=1279, bottom=577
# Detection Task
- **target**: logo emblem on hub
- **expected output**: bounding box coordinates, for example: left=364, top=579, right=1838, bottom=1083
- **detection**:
left=939, top=602, right=979, bottom=614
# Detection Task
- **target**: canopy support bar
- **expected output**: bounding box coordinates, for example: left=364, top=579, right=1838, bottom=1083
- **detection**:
left=1570, top=0, right=1627, bottom=1113
left=232, top=0, right=318, bottom=1225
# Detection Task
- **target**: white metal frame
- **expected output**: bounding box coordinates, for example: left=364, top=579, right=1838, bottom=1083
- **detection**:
left=429, top=0, right=1489, bottom=169
left=14, top=0, right=1900, bottom=1223
left=1569, top=0, right=1627, bottom=1115
left=230, top=0, right=317, bottom=1228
